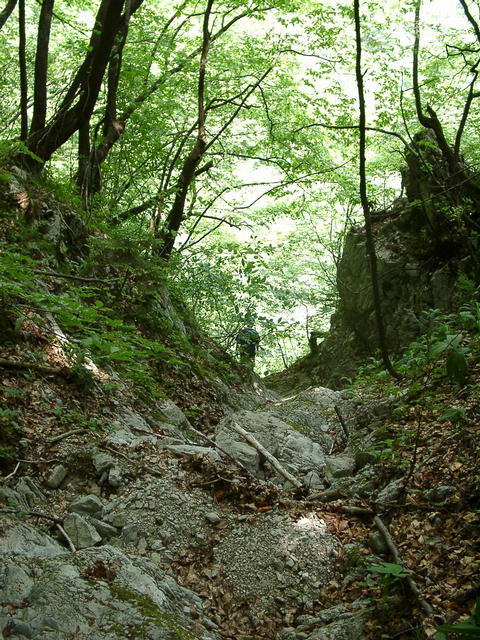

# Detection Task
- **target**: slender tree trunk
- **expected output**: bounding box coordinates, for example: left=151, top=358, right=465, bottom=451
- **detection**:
left=18, top=0, right=28, bottom=140
left=77, top=0, right=141, bottom=200
left=412, top=1, right=456, bottom=174
left=77, top=121, right=91, bottom=206
left=157, top=0, right=213, bottom=260
left=0, top=0, right=17, bottom=31
left=354, top=0, right=400, bottom=379
left=29, top=0, right=55, bottom=137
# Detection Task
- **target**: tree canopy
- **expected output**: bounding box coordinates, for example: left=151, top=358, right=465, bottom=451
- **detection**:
left=1, top=0, right=480, bottom=372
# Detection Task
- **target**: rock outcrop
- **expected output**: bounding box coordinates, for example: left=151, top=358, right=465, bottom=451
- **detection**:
left=267, top=131, right=478, bottom=392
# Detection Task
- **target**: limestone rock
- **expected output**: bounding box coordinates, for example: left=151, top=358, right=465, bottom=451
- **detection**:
left=68, top=494, right=104, bottom=516
left=87, top=517, right=119, bottom=540
left=376, top=479, right=403, bottom=505
left=91, top=450, right=115, bottom=475
left=424, top=485, right=455, bottom=502
left=46, top=464, right=68, bottom=489
left=63, top=513, right=102, bottom=548
left=108, top=465, right=123, bottom=488
left=325, top=456, right=356, bottom=481
left=156, top=398, right=191, bottom=429
left=0, top=563, right=34, bottom=604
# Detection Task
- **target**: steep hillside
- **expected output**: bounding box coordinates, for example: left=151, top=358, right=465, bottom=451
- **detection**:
left=1, top=163, right=479, bottom=640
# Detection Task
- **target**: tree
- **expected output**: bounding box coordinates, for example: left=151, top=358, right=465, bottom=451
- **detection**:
left=22, top=0, right=128, bottom=173
left=354, top=0, right=400, bottom=379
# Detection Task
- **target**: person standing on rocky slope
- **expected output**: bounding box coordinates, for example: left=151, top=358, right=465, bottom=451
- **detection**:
left=236, top=326, right=260, bottom=367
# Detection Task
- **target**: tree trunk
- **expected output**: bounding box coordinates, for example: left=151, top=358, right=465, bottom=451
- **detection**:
left=157, top=0, right=213, bottom=260
left=77, top=0, right=143, bottom=200
left=29, top=0, right=55, bottom=137
left=77, top=3, right=251, bottom=203
left=18, top=0, right=28, bottom=140
left=0, top=0, right=17, bottom=31
left=354, top=0, right=400, bottom=379
left=25, top=0, right=126, bottom=173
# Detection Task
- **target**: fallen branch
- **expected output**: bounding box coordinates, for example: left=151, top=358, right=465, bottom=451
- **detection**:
left=0, top=507, right=63, bottom=524
left=335, top=504, right=374, bottom=516
left=306, top=486, right=350, bottom=502
left=334, top=405, right=350, bottom=439
left=231, top=421, right=303, bottom=489
left=0, top=357, right=72, bottom=378
left=49, top=429, right=87, bottom=444
left=130, top=424, right=183, bottom=443
left=57, top=523, right=76, bottom=553
left=374, top=515, right=433, bottom=616
left=1, top=461, right=21, bottom=483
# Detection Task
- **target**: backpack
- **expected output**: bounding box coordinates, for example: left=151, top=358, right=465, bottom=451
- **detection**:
left=236, top=328, right=260, bottom=355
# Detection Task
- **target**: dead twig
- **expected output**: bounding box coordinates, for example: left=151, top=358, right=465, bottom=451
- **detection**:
left=306, top=486, right=350, bottom=503
left=231, top=421, right=303, bottom=490
left=334, top=405, right=350, bottom=439
left=56, top=523, right=76, bottom=552
left=0, top=507, right=63, bottom=524
left=374, top=515, right=433, bottom=616
left=49, top=429, right=87, bottom=444
left=1, top=461, right=21, bottom=483
left=0, top=357, right=72, bottom=378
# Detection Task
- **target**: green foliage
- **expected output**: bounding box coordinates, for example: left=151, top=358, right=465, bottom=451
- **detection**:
left=446, top=350, right=468, bottom=386
left=0, top=407, right=24, bottom=461
left=435, top=600, right=480, bottom=639
left=365, top=562, right=409, bottom=600
left=439, top=407, right=467, bottom=425
left=388, top=287, right=480, bottom=386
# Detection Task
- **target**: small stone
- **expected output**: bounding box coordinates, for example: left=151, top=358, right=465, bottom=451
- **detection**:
left=68, top=495, right=103, bottom=516
left=325, top=455, right=356, bottom=480
left=46, top=464, right=68, bottom=489
left=122, top=524, right=138, bottom=542
left=376, top=479, right=403, bottom=504
left=368, top=531, right=388, bottom=556
left=63, top=513, right=101, bottom=549
left=108, top=466, right=123, bottom=488
left=303, top=470, right=324, bottom=490
left=205, top=511, right=221, bottom=524
left=111, top=513, right=128, bottom=528
left=87, top=517, right=119, bottom=539
left=92, top=451, right=115, bottom=475
left=424, top=485, right=455, bottom=503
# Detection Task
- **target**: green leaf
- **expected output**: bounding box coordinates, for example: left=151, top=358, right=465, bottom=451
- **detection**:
left=368, top=562, right=408, bottom=577
left=439, top=407, right=467, bottom=423
left=14, top=315, right=26, bottom=333
left=446, top=350, right=467, bottom=385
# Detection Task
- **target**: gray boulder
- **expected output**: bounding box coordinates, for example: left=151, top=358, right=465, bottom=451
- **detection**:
left=68, top=494, right=104, bottom=516
left=63, top=513, right=102, bottom=548
left=46, top=464, right=68, bottom=488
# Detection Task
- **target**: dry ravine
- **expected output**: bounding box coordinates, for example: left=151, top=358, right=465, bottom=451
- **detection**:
left=0, top=365, right=464, bottom=640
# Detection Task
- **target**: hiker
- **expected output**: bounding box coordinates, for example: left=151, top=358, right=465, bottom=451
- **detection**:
left=236, top=327, right=260, bottom=366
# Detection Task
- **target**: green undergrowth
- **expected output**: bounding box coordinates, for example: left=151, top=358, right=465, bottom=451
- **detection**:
left=0, top=172, right=240, bottom=448
left=355, top=275, right=480, bottom=396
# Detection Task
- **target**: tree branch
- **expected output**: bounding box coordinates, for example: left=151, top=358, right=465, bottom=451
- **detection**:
left=0, top=0, right=17, bottom=31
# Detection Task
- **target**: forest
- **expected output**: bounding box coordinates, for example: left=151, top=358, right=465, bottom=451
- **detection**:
left=0, top=0, right=478, bottom=373
left=0, top=0, right=480, bottom=639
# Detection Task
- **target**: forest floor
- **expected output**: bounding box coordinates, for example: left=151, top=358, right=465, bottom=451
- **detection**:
left=1, top=326, right=479, bottom=639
